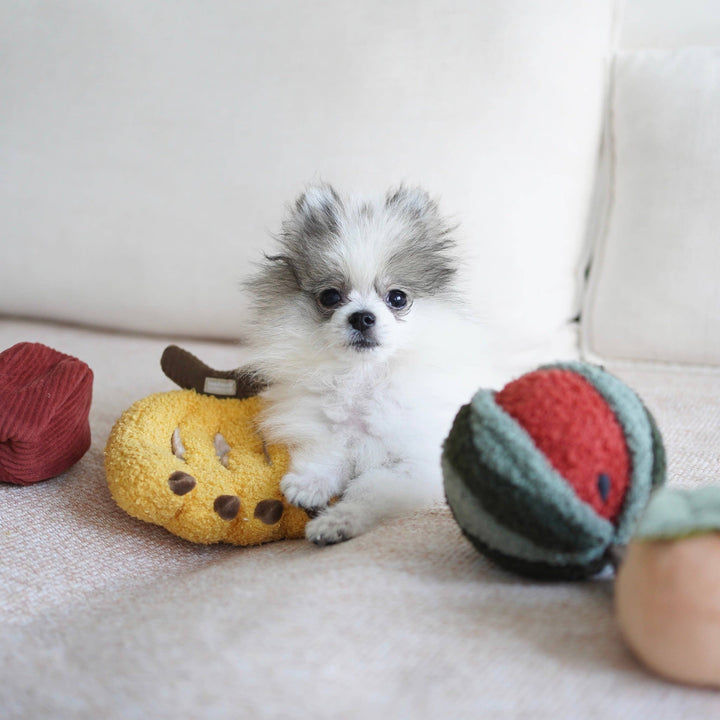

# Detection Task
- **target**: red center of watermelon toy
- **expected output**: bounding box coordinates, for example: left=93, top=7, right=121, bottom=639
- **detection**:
left=495, top=368, right=631, bottom=521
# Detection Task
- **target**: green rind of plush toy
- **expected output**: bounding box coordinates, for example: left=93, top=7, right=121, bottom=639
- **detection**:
left=442, top=363, right=665, bottom=580
left=634, top=486, right=720, bottom=540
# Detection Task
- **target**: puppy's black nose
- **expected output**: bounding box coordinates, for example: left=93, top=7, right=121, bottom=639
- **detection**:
left=348, top=311, right=376, bottom=332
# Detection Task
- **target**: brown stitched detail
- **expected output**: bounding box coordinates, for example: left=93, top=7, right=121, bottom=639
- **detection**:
left=214, top=495, right=241, bottom=520
left=254, top=499, right=285, bottom=525
left=168, top=471, right=196, bottom=496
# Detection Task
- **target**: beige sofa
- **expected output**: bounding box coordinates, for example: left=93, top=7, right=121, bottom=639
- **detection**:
left=2, top=1, right=719, bottom=717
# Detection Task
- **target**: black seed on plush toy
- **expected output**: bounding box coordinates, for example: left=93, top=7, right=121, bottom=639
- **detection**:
left=598, top=473, right=611, bottom=503
left=168, top=471, right=196, bottom=495
left=214, top=494, right=241, bottom=520
left=254, top=499, right=284, bottom=525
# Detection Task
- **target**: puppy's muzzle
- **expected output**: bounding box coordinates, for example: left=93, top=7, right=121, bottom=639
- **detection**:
left=348, top=311, right=376, bottom=333
left=347, top=310, right=379, bottom=350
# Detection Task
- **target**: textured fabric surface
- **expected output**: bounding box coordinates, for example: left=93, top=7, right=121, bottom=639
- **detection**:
left=582, top=47, right=720, bottom=365
left=0, top=342, right=93, bottom=485
left=1, top=0, right=613, bottom=361
left=1, top=319, right=719, bottom=718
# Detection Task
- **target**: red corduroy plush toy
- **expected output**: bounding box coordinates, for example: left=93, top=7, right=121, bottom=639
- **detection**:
left=0, top=342, right=93, bottom=485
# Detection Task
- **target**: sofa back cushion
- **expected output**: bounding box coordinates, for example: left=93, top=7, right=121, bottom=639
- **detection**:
left=2, top=1, right=614, bottom=355
left=582, top=48, right=720, bottom=366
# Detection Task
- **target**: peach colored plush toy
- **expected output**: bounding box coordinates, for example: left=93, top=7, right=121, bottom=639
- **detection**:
left=615, top=487, right=720, bottom=687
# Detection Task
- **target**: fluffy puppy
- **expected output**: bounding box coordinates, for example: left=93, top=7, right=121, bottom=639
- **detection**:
left=242, top=184, right=502, bottom=545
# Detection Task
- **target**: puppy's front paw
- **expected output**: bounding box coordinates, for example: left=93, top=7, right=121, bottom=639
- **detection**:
left=280, top=472, right=335, bottom=510
left=305, top=504, right=369, bottom=546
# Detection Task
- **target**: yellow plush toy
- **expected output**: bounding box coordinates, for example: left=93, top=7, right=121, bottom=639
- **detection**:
left=104, top=346, right=308, bottom=545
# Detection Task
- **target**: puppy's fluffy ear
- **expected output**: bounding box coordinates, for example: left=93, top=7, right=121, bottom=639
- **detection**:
left=385, top=185, right=459, bottom=296
left=385, top=186, right=437, bottom=218
left=248, top=184, right=343, bottom=301
left=292, top=183, right=344, bottom=239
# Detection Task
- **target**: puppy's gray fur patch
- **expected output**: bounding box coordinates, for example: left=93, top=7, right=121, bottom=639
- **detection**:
left=383, top=186, right=458, bottom=296
left=245, top=183, right=459, bottom=312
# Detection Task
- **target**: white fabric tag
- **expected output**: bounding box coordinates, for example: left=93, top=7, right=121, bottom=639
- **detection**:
left=203, top=377, right=237, bottom=396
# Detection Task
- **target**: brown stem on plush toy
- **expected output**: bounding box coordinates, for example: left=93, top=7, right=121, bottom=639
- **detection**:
left=160, top=345, right=268, bottom=399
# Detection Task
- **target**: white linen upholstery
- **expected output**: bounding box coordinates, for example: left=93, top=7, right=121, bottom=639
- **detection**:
left=1, top=0, right=614, bottom=360
left=582, top=48, right=720, bottom=365
left=621, top=0, right=720, bottom=49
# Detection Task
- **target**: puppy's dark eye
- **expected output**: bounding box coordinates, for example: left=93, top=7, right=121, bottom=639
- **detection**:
left=319, top=289, right=342, bottom=308
left=386, top=289, right=408, bottom=309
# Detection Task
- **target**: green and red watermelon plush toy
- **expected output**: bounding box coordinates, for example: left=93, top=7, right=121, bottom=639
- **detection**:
left=442, top=362, right=666, bottom=580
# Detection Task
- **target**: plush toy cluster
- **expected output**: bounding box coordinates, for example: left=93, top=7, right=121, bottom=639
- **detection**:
left=4, top=337, right=718, bottom=689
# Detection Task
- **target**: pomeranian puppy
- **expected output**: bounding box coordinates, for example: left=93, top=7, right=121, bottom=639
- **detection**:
left=241, top=184, right=504, bottom=545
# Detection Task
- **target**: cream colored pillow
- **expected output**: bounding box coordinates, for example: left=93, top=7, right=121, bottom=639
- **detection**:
left=583, top=48, right=720, bottom=366
left=2, top=1, right=614, bottom=359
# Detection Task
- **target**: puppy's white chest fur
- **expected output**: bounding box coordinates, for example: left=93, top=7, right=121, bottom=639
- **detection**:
left=320, top=373, right=404, bottom=470
left=321, top=378, right=374, bottom=429
left=267, top=368, right=401, bottom=463
left=322, top=371, right=389, bottom=430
